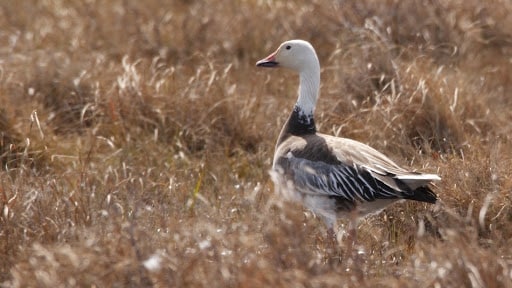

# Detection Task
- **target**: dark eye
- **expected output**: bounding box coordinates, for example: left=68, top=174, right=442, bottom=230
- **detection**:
left=285, top=45, right=291, bottom=50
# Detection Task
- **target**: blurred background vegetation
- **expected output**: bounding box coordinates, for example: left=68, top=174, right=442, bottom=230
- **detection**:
left=0, top=0, right=511, bottom=287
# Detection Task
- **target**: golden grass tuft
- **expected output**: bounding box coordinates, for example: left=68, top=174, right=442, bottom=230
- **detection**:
left=0, top=110, right=21, bottom=168
left=1, top=0, right=512, bottom=287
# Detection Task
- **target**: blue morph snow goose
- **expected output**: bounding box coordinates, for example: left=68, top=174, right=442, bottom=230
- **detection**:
left=256, top=40, right=440, bottom=232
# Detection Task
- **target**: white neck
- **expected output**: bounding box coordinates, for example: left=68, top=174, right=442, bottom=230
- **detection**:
left=296, top=66, right=320, bottom=117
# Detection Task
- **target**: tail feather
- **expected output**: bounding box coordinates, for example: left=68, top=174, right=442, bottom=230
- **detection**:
left=404, top=186, right=437, bottom=204
left=395, top=173, right=441, bottom=181
left=395, top=173, right=441, bottom=190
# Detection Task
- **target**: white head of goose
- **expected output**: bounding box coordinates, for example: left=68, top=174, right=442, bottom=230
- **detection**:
left=256, top=40, right=441, bottom=235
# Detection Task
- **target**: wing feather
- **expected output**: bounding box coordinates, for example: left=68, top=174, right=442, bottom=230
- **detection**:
left=284, top=156, right=402, bottom=203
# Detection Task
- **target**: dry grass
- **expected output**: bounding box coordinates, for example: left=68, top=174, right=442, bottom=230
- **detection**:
left=0, top=0, right=512, bottom=287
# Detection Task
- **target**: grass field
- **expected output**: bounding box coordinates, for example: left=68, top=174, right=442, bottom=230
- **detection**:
left=1, top=0, right=512, bottom=287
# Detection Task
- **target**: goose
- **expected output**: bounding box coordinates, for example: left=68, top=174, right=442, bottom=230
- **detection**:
left=256, top=40, right=440, bottom=238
